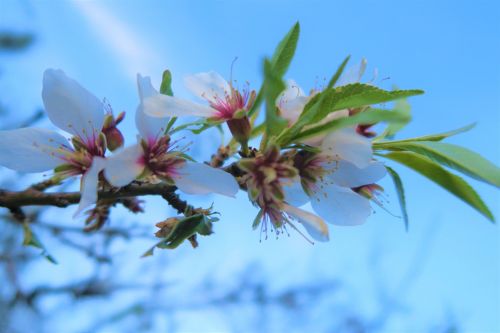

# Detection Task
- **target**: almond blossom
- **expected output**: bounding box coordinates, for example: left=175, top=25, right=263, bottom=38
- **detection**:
left=103, top=74, right=239, bottom=197
left=277, top=59, right=388, bottom=225
left=277, top=59, right=369, bottom=146
left=0, top=69, right=109, bottom=216
left=239, top=146, right=329, bottom=242
left=284, top=128, right=387, bottom=226
left=140, top=71, right=256, bottom=146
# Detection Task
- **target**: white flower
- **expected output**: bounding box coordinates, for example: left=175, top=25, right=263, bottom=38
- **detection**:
left=141, top=71, right=254, bottom=121
left=277, top=59, right=369, bottom=146
left=284, top=127, right=387, bottom=226
left=103, top=74, right=239, bottom=198
left=0, top=69, right=106, bottom=216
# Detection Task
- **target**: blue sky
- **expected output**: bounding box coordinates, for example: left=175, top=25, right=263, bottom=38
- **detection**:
left=1, top=0, right=499, bottom=331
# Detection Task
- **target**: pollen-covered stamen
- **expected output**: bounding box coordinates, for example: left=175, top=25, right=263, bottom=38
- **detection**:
left=292, top=150, right=330, bottom=195
left=354, top=184, right=398, bottom=217
left=49, top=133, right=106, bottom=179
left=140, top=135, right=186, bottom=182
left=208, top=82, right=255, bottom=121
left=240, top=146, right=298, bottom=238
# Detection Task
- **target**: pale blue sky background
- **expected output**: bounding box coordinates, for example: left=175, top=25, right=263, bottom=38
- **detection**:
left=1, top=0, right=499, bottom=332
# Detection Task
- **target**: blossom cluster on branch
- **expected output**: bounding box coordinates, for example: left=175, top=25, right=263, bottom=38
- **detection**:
left=0, top=22, right=498, bottom=255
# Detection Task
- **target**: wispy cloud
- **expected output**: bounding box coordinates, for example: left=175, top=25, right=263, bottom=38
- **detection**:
left=72, top=1, right=163, bottom=80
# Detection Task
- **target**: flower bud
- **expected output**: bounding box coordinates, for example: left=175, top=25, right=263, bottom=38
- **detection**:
left=102, top=111, right=126, bottom=151
left=227, top=115, right=251, bottom=147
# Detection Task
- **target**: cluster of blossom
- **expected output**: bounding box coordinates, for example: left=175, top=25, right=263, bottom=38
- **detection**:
left=0, top=23, right=498, bottom=255
left=0, top=58, right=392, bottom=244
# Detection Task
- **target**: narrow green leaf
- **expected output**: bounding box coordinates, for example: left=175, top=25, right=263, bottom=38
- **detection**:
left=263, top=59, right=288, bottom=139
left=158, top=214, right=205, bottom=249
left=378, top=97, right=412, bottom=139
left=285, top=83, right=423, bottom=142
left=385, top=166, right=409, bottom=231
left=160, top=70, right=174, bottom=96
left=376, top=141, right=500, bottom=188
left=327, top=55, right=351, bottom=88
left=270, top=22, right=300, bottom=77
left=383, top=151, right=495, bottom=222
left=374, top=123, right=476, bottom=145
left=248, top=22, right=300, bottom=118
left=22, top=223, right=58, bottom=264
left=289, top=108, right=410, bottom=144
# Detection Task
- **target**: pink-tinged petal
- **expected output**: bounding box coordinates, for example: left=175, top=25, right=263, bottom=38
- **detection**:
left=184, top=71, right=230, bottom=104
left=282, top=177, right=309, bottom=207
left=327, top=160, right=387, bottom=188
left=174, top=162, right=239, bottom=197
left=311, top=183, right=371, bottom=226
left=137, top=73, right=158, bottom=100
left=143, top=94, right=215, bottom=118
left=0, top=128, right=71, bottom=173
left=42, top=69, right=104, bottom=143
left=104, top=145, right=145, bottom=187
left=321, top=127, right=372, bottom=168
left=283, top=204, right=329, bottom=242
left=74, top=157, right=106, bottom=218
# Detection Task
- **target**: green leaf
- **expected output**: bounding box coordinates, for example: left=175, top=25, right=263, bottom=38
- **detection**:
left=289, top=108, right=411, bottom=144
left=376, top=141, right=500, bottom=188
left=22, top=223, right=58, bottom=264
left=385, top=166, right=409, bottom=231
left=281, top=83, right=424, bottom=144
left=263, top=59, right=288, bottom=140
left=378, top=97, right=412, bottom=139
left=383, top=151, right=495, bottom=222
left=374, top=123, right=476, bottom=144
left=160, top=70, right=174, bottom=96
left=248, top=22, right=300, bottom=117
left=142, top=215, right=206, bottom=256
left=327, top=55, right=351, bottom=89
left=270, top=22, right=300, bottom=78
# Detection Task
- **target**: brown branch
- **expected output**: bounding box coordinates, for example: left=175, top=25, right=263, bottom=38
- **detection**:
left=0, top=183, right=177, bottom=208
left=0, top=163, right=246, bottom=213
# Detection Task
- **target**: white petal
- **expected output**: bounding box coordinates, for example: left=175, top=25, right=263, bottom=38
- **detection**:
left=104, top=145, right=145, bottom=187
left=282, top=177, right=310, bottom=207
left=302, top=109, right=350, bottom=146
left=321, top=127, right=372, bottom=168
left=174, top=162, right=239, bottom=197
left=0, top=128, right=70, bottom=173
left=327, top=160, right=387, bottom=188
left=74, top=157, right=106, bottom=217
left=311, top=183, right=371, bottom=226
left=135, top=74, right=170, bottom=140
left=137, top=73, right=158, bottom=100
left=280, top=96, right=309, bottom=124
left=277, top=80, right=305, bottom=108
left=336, top=58, right=367, bottom=86
left=277, top=80, right=308, bottom=124
left=143, top=94, right=215, bottom=118
left=283, top=204, right=329, bottom=242
left=42, top=69, right=104, bottom=143
left=135, top=106, right=169, bottom=141
left=184, top=71, right=230, bottom=104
